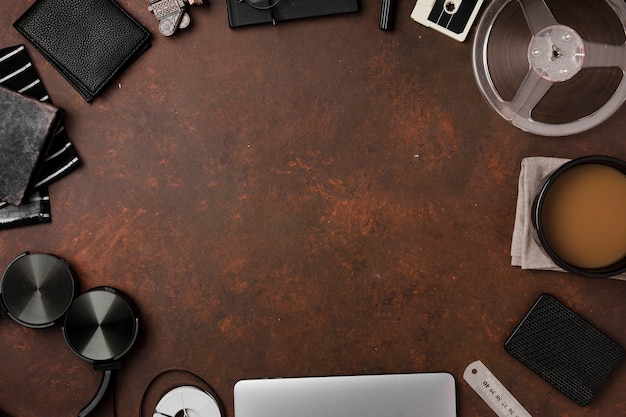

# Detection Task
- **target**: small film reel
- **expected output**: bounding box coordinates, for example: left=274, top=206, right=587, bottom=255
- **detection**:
left=154, top=386, right=222, bottom=417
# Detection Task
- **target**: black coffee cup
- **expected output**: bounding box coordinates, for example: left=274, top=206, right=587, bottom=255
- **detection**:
left=532, top=155, right=626, bottom=279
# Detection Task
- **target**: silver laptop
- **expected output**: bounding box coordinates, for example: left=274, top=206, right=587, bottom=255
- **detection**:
left=234, top=373, right=457, bottom=417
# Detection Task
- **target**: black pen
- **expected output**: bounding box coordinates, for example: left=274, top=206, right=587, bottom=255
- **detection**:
left=380, top=0, right=397, bottom=30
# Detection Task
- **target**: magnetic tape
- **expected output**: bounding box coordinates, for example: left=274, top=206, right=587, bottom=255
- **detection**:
left=472, top=0, right=626, bottom=136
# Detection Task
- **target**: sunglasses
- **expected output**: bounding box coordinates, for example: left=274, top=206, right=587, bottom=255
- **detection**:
left=240, top=0, right=281, bottom=25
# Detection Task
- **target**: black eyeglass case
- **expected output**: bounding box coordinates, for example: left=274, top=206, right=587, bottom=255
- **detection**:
left=226, top=0, right=359, bottom=28
left=14, top=0, right=150, bottom=103
left=505, top=294, right=624, bottom=407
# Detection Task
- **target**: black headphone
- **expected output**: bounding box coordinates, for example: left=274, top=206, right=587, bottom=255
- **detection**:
left=0, top=252, right=140, bottom=417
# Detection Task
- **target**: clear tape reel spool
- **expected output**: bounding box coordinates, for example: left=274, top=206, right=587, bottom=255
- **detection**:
left=154, top=386, right=222, bottom=417
left=472, top=0, right=626, bottom=136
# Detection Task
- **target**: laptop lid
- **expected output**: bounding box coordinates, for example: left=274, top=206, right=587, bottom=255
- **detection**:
left=234, top=373, right=457, bottom=417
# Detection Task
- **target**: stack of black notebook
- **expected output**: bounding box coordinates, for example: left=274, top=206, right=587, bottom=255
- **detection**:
left=226, top=0, right=359, bottom=27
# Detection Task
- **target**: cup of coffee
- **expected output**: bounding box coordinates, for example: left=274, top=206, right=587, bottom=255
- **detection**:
left=532, top=155, right=626, bottom=278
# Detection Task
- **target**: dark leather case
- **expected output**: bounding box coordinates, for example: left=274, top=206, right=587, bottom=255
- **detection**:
left=505, top=294, right=624, bottom=406
left=14, top=0, right=150, bottom=102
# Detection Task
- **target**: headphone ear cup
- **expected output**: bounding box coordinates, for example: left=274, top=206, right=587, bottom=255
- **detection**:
left=0, top=252, right=76, bottom=328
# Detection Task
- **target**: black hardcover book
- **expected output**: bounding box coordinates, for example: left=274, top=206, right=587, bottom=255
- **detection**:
left=226, top=0, right=359, bottom=28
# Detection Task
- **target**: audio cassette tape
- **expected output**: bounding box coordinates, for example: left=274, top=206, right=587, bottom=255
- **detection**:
left=472, top=0, right=626, bottom=136
left=411, top=0, right=485, bottom=42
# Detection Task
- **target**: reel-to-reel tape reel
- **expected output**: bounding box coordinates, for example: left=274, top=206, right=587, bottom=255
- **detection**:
left=153, top=386, right=222, bottom=417
left=472, top=0, right=626, bottom=136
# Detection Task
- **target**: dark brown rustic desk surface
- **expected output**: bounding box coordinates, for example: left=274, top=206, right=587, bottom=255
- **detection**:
left=1, top=1, right=626, bottom=417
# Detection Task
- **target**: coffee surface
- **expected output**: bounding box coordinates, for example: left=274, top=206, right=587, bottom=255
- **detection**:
left=541, top=163, right=626, bottom=269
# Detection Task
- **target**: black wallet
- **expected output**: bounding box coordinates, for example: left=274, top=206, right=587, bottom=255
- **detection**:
left=505, top=294, right=624, bottom=406
left=14, top=0, right=150, bottom=102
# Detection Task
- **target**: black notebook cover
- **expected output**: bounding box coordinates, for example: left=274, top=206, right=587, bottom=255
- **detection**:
left=226, top=0, right=359, bottom=28
left=14, top=0, right=150, bottom=102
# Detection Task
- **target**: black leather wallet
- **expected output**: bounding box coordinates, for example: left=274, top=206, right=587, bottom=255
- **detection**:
left=14, top=0, right=150, bottom=103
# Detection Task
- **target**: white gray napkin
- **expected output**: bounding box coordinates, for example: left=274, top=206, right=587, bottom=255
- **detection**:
left=510, top=156, right=626, bottom=281
left=0, top=44, right=80, bottom=230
